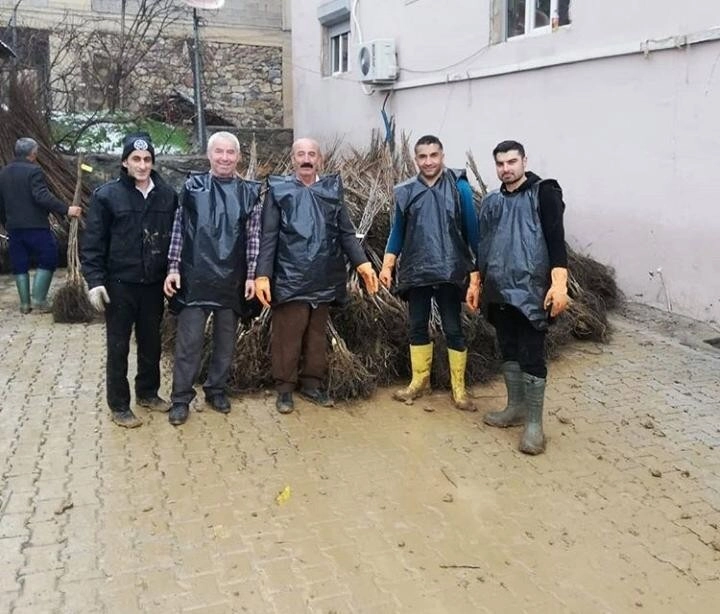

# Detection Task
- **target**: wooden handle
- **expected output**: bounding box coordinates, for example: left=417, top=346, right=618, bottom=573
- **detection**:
left=72, top=155, right=83, bottom=208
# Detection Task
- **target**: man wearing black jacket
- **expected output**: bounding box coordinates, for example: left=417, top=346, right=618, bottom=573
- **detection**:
left=81, top=133, right=178, bottom=428
left=474, top=140, right=569, bottom=455
left=0, top=137, right=81, bottom=313
left=255, top=137, right=378, bottom=414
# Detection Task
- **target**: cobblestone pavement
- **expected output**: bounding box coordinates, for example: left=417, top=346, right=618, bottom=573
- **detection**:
left=1, top=275, right=719, bottom=614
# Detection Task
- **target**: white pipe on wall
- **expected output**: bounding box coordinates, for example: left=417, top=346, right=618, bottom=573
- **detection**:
left=387, top=26, right=720, bottom=92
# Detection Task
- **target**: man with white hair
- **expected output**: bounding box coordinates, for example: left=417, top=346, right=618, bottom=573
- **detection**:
left=164, top=131, right=263, bottom=426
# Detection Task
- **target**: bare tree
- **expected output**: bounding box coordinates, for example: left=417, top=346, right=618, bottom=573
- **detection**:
left=3, top=1, right=191, bottom=151
left=5, top=1, right=187, bottom=112
left=91, top=0, right=186, bottom=113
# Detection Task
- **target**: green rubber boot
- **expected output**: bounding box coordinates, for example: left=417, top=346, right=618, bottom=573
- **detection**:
left=15, top=274, right=31, bottom=314
left=519, top=373, right=547, bottom=455
left=31, top=268, right=55, bottom=312
left=483, top=361, right=526, bottom=427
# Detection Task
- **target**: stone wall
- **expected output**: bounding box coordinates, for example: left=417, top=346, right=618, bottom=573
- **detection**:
left=203, top=42, right=284, bottom=128
left=52, top=31, right=284, bottom=129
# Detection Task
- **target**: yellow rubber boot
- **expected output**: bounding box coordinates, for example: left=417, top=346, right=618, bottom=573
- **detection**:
left=393, top=343, right=433, bottom=402
left=448, top=348, right=476, bottom=412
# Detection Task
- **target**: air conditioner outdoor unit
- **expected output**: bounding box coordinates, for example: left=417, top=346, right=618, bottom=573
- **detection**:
left=358, top=39, right=398, bottom=85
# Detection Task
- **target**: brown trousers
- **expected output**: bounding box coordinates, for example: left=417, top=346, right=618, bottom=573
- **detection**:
left=271, top=301, right=329, bottom=393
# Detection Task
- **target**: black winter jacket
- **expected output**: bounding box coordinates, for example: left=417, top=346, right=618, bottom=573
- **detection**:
left=0, top=158, right=68, bottom=230
left=81, top=170, right=178, bottom=288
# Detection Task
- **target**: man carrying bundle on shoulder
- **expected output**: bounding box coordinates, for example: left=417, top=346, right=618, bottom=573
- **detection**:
left=0, top=137, right=82, bottom=314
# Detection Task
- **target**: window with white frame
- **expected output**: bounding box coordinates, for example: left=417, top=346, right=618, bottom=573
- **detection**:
left=329, top=26, right=350, bottom=75
left=507, top=0, right=571, bottom=39
left=318, top=1, right=351, bottom=77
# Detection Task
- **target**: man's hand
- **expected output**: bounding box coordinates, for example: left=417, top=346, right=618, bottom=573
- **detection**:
left=357, top=262, right=379, bottom=295
left=255, top=276, right=272, bottom=307
left=466, top=272, right=481, bottom=312
left=67, top=206, right=82, bottom=218
left=544, top=267, right=569, bottom=318
left=88, top=286, right=110, bottom=312
left=164, top=273, right=181, bottom=298
left=244, top=279, right=255, bottom=300
left=379, top=253, right=396, bottom=289
left=379, top=267, right=393, bottom=289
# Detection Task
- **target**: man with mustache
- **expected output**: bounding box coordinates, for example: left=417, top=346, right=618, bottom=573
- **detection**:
left=475, top=140, right=569, bottom=455
left=255, top=137, right=379, bottom=414
left=379, top=134, right=480, bottom=411
left=164, top=131, right=263, bottom=426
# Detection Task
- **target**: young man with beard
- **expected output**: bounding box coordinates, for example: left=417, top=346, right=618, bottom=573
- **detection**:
left=255, top=137, right=379, bottom=414
left=379, top=134, right=480, bottom=411
left=164, top=132, right=263, bottom=426
left=473, top=140, right=569, bottom=455
left=82, top=132, right=178, bottom=428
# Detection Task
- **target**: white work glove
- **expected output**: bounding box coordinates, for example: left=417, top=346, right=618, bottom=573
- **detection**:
left=88, top=286, right=110, bottom=312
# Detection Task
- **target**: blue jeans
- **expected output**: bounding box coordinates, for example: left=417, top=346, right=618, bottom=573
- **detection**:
left=8, top=228, right=58, bottom=274
left=407, top=284, right=465, bottom=351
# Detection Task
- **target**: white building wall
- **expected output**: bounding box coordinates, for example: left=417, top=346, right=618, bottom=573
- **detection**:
left=292, top=0, right=720, bottom=322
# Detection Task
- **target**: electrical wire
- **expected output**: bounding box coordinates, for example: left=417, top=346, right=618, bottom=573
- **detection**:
left=399, top=43, right=492, bottom=74
left=351, top=0, right=376, bottom=95
left=381, top=90, right=394, bottom=144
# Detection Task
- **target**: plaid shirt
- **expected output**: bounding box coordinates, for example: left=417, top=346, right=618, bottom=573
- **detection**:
left=167, top=185, right=264, bottom=278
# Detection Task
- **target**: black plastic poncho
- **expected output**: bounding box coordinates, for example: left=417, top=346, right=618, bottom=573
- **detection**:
left=177, top=173, right=261, bottom=312
left=476, top=182, right=551, bottom=330
left=265, top=174, right=356, bottom=305
left=394, top=169, right=474, bottom=297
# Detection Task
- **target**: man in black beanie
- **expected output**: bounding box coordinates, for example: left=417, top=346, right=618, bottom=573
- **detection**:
left=81, top=132, right=178, bottom=428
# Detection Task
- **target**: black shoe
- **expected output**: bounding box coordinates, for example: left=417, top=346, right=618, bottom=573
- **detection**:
left=168, top=403, right=189, bottom=426
left=299, top=387, right=335, bottom=408
left=275, top=392, right=294, bottom=414
left=137, top=395, right=170, bottom=412
left=205, top=393, right=231, bottom=414
left=111, top=408, right=143, bottom=428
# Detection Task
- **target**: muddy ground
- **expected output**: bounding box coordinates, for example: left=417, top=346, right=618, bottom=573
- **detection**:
left=1, top=274, right=719, bottom=613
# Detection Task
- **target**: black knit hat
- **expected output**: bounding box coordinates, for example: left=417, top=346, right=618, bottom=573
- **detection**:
left=121, top=132, right=155, bottom=163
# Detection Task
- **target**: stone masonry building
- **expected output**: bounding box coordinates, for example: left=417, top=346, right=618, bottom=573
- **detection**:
left=0, top=0, right=292, bottom=129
